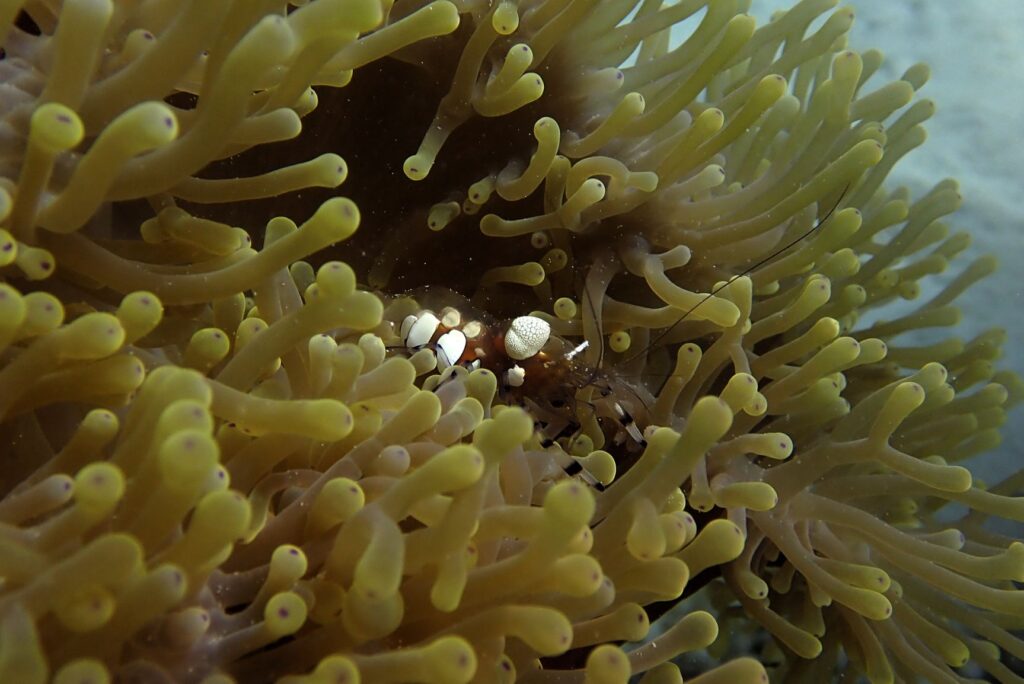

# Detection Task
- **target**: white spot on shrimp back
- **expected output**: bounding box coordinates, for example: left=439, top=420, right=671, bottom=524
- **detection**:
left=400, top=314, right=417, bottom=341
left=406, top=311, right=440, bottom=348
left=506, top=364, right=526, bottom=387
left=436, top=329, right=467, bottom=369
left=505, top=315, right=550, bottom=360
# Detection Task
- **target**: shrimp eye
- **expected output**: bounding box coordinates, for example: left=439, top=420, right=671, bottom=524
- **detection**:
left=551, top=399, right=566, bottom=409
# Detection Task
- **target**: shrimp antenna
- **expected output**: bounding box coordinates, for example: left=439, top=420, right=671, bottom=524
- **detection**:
left=620, top=186, right=851, bottom=367
left=580, top=270, right=652, bottom=418
left=581, top=276, right=605, bottom=373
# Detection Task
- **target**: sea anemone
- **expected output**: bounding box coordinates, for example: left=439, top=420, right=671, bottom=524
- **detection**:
left=0, top=0, right=1021, bottom=682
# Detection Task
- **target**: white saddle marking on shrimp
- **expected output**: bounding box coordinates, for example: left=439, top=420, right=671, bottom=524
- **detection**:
left=400, top=314, right=417, bottom=341
left=506, top=364, right=526, bottom=387
left=505, top=315, right=551, bottom=360
left=436, top=329, right=467, bottom=369
left=406, top=311, right=440, bottom=348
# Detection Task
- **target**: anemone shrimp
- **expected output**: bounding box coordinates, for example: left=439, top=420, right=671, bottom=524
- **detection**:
left=384, top=187, right=847, bottom=493
left=383, top=284, right=651, bottom=491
